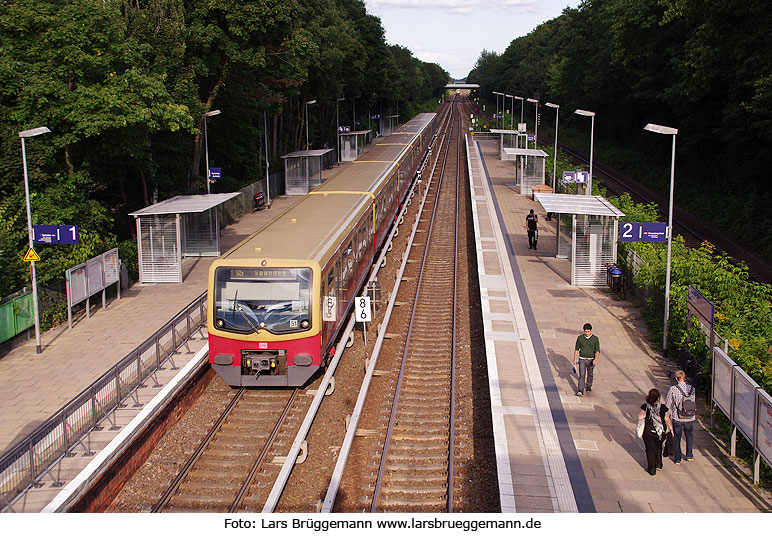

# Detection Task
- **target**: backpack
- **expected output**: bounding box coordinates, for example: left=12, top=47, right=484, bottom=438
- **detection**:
left=676, top=385, right=696, bottom=419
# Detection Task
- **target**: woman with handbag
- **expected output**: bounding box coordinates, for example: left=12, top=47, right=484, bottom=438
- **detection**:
left=637, top=388, right=673, bottom=476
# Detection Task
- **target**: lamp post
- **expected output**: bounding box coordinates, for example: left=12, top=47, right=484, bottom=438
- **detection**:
left=492, top=91, right=504, bottom=128
left=504, top=94, right=513, bottom=131
left=527, top=98, right=539, bottom=148
left=574, top=109, right=595, bottom=195
left=644, top=123, right=678, bottom=354
left=19, top=126, right=51, bottom=355
left=544, top=102, right=559, bottom=189
left=515, top=96, right=524, bottom=124
left=305, top=99, right=317, bottom=150
left=336, top=97, right=345, bottom=162
left=203, top=109, right=221, bottom=195
left=264, top=111, right=271, bottom=208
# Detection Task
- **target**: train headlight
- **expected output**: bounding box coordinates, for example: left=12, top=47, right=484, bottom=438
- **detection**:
left=301, top=320, right=310, bottom=329
left=216, top=318, right=225, bottom=328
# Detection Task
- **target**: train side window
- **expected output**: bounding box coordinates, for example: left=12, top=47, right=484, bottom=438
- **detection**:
left=342, top=241, right=353, bottom=283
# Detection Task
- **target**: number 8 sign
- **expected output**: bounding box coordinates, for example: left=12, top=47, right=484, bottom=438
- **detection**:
left=355, top=296, right=371, bottom=322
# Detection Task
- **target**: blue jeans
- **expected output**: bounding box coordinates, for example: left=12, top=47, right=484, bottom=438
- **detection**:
left=577, top=358, right=594, bottom=393
left=672, top=420, right=694, bottom=462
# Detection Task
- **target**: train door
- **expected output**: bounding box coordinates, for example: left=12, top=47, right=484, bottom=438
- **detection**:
left=341, top=240, right=354, bottom=304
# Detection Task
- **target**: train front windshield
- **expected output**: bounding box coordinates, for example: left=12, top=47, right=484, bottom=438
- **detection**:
left=214, top=267, right=312, bottom=335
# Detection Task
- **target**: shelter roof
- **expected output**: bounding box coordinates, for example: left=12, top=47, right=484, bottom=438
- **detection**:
left=534, top=193, right=625, bottom=217
left=338, top=130, right=372, bottom=136
left=490, top=129, right=521, bottom=135
left=281, top=149, right=334, bottom=159
left=129, top=193, right=240, bottom=216
left=503, top=148, right=549, bottom=157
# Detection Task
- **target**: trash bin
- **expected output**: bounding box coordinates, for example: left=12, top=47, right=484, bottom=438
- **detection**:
left=253, top=192, right=266, bottom=211
left=609, top=267, right=622, bottom=292
left=120, top=262, right=129, bottom=291
left=605, top=264, right=617, bottom=288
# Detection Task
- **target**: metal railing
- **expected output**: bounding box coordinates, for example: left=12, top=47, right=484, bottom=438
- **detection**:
left=0, top=292, right=207, bottom=512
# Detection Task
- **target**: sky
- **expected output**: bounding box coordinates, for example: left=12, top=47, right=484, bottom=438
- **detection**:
left=364, top=0, right=582, bottom=80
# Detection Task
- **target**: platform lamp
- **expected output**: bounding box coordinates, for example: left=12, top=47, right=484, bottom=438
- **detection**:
left=19, top=126, right=51, bottom=354
left=492, top=91, right=504, bottom=129
left=203, top=109, right=221, bottom=195
left=305, top=99, right=316, bottom=150
left=527, top=98, right=539, bottom=148
left=573, top=109, right=595, bottom=195
left=336, top=97, right=346, bottom=162
left=644, top=123, right=678, bottom=355
left=544, top=102, right=559, bottom=189
left=515, top=96, right=524, bottom=124
left=504, top=94, right=513, bottom=131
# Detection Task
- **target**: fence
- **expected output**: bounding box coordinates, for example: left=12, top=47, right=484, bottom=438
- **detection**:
left=0, top=290, right=33, bottom=345
left=219, top=171, right=285, bottom=225
left=0, top=293, right=207, bottom=512
left=712, top=347, right=772, bottom=484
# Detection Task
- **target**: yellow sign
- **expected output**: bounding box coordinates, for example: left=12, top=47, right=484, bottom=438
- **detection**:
left=23, top=247, right=40, bottom=262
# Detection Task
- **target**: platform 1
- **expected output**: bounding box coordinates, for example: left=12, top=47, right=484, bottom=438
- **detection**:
left=468, top=135, right=772, bottom=512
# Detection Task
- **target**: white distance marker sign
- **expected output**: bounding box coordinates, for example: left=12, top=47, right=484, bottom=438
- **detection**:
left=355, top=296, right=372, bottom=322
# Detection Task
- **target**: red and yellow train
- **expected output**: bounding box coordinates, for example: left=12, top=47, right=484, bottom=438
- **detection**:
left=207, top=112, right=438, bottom=387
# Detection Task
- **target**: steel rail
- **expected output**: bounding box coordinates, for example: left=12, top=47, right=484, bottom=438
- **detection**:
left=151, top=388, right=246, bottom=512
left=320, top=104, right=454, bottom=513
left=371, top=100, right=459, bottom=512
left=229, top=389, right=299, bottom=512
left=447, top=103, right=461, bottom=513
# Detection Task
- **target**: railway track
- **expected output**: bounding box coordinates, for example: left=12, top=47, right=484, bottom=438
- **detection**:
left=321, top=99, right=467, bottom=512
left=370, top=102, right=461, bottom=513
left=151, top=387, right=308, bottom=512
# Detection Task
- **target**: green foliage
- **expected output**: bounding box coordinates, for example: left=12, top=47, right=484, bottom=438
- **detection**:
left=0, top=0, right=448, bottom=325
left=467, top=0, right=772, bottom=258
left=628, top=234, right=772, bottom=394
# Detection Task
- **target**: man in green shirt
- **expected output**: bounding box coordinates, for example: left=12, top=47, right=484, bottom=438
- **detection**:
left=573, top=322, right=600, bottom=396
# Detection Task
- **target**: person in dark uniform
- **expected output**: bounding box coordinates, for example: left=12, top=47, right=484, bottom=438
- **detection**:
left=526, top=209, right=538, bottom=249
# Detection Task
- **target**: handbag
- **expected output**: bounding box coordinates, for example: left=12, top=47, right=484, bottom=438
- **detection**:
left=636, top=419, right=645, bottom=438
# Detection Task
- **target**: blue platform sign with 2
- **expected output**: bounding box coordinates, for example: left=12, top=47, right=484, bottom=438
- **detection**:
left=619, top=222, right=667, bottom=243
left=34, top=225, right=79, bottom=245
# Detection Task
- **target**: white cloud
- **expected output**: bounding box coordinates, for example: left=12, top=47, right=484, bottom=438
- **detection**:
left=367, top=0, right=541, bottom=15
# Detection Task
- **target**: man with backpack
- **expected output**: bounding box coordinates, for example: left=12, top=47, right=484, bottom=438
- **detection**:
left=665, top=370, right=697, bottom=464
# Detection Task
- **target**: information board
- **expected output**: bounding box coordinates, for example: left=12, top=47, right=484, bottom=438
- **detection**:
left=87, top=258, right=104, bottom=295
left=756, top=390, right=772, bottom=466
left=103, top=249, right=120, bottom=286
left=733, top=368, right=759, bottom=442
left=68, top=264, right=88, bottom=305
left=712, top=347, right=734, bottom=417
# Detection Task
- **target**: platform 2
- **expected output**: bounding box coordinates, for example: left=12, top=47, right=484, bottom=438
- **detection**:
left=468, top=135, right=772, bottom=512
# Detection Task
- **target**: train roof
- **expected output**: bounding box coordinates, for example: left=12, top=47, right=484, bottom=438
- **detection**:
left=218, top=112, right=435, bottom=266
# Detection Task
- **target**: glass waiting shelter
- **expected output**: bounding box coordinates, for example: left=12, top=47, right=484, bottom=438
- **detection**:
left=502, top=148, right=548, bottom=195
left=534, top=193, right=625, bottom=286
left=489, top=128, right=526, bottom=156
left=281, top=149, right=334, bottom=195
left=339, top=130, right=372, bottom=162
left=129, top=193, right=240, bottom=283
left=379, top=115, right=399, bottom=137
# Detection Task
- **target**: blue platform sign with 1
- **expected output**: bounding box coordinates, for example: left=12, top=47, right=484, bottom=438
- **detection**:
left=33, top=225, right=79, bottom=245
left=619, top=222, right=667, bottom=243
